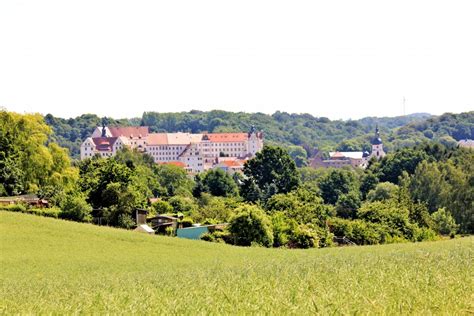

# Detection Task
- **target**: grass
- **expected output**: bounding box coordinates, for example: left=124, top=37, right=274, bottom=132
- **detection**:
left=0, top=211, right=472, bottom=314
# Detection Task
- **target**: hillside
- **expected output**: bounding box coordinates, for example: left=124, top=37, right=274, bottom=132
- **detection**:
left=45, top=111, right=437, bottom=159
left=1, top=212, right=472, bottom=314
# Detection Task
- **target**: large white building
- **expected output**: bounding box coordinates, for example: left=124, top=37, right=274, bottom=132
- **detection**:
left=80, top=125, right=264, bottom=173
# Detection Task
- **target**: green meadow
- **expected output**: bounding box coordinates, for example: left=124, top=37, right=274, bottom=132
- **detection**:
left=0, top=211, right=472, bottom=315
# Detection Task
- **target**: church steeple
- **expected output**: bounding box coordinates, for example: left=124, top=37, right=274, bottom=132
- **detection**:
left=101, top=118, right=107, bottom=138
left=370, top=124, right=385, bottom=159
left=371, top=125, right=383, bottom=145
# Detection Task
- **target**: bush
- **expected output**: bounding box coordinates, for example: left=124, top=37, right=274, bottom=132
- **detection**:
left=200, top=233, right=215, bottom=242
left=413, top=227, right=439, bottom=242
left=0, top=203, right=26, bottom=212
left=289, top=225, right=319, bottom=249
left=329, top=218, right=389, bottom=245
left=180, top=217, right=194, bottom=228
left=168, top=196, right=197, bottom=214
left=27, top=207, right=61, bottom=218
left=228, top=205, right=273, bottom=247
left=431, top=208, right=459, bottom=235
left=60, top=195, right=92, bottom=222
left=151, top=200, right=173, bottom=215
left=117, top=214, right=135, bottom=229
left=271, top=212, right=296, bottom=247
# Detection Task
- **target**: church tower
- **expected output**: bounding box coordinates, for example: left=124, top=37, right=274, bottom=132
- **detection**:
left=247, top=125, right=264, bottom=157
left=370, top=125, right=385, bottom=159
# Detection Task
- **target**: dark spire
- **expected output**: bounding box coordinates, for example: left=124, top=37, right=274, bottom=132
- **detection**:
left=101, top=118, right=107, bottom=138
left=371, top=124, right=383, bottom=145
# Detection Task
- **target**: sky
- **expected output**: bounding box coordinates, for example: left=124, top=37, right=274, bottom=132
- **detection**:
left=1, top=0, right=473, bottom=120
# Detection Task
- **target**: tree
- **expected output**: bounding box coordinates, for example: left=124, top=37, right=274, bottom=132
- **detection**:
left=367, top=182, right=399, bottom=202
left=242, top=146, right=300, bottom=202
left=359, top=171, right=379, bottom=200
left=154, top=164, right=194, bottom=197
left=228, top=205, right=273, bottom=247
left=287, top=145, right=308, bottom=168
left=318, top=169, right=358, bottom=205
left=0, top=111, right=78, bottom=196
left=409, top=161, right=443, bottom=212
left=200, top=169, right=238, bottom=197
left=151, top=200, right=173, bottom=215
left=60, top=194, right=92, bottom=222
left=431, top=208, right=459, bottom=235
left=335, top=191, right=361, bottom=219
left=373, top=148, right=428, bottom=184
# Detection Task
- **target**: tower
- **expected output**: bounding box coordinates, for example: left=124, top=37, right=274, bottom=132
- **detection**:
left=247, top=125, right=263, bottom=157
left=370, top=125, right=385, bottom=159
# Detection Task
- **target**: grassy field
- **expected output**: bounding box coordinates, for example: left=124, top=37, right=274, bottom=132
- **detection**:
left=0, top=211, right=472, bottom=314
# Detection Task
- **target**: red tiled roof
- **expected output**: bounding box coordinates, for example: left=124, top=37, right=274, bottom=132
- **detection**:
left=221, top=160, right=243, bottom=167
left=147, top=133, right=168, bottom=145
left=92, top=137, right=118, bottom=151
left=206, top=133, right=248, bottom=142
left=161, top=161, right=186, bottom=168
left=331, top=152, right=345, bottom=158
left=108, top=126, right=149, bottom=138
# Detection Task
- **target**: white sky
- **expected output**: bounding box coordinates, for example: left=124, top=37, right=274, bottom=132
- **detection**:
left=1, top=0, right=473, bottom=120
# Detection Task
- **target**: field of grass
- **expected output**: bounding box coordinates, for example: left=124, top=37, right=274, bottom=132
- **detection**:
left=0, top=211, right=472, bottom=314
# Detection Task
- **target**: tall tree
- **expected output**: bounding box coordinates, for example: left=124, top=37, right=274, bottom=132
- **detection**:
left=242, top=146, right=300, bottom=201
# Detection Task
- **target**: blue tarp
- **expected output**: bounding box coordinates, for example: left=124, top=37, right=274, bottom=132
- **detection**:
left=176, top=226, right=209, bottom=240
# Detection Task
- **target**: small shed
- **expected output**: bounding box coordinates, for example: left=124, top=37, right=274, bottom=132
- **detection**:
left=134, top=224, right=155, bottom=234
left=148, top=215, right=178, bottom=234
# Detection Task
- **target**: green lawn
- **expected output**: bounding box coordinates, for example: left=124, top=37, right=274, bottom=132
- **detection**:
left=0, top=211, right=472, bottom=314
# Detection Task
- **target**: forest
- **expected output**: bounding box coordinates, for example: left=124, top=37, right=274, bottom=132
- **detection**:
left=1, top=110, right=473, bottom=248
left=44, top=110, right=473, bottom=160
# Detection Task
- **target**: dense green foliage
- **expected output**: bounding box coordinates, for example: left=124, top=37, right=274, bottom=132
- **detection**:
left=228, top=205, right=274, bottom=247
left=43, top=111, right=473, bottom=161
left=1, top=110, right=473, bottom=249
left=1, top=212, right=472, bottom=314
left=241, top=146, right=300, bottom=202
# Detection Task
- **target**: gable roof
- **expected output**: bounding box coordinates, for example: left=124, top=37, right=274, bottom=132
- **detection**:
left=329, top=152, right=364, bottom=159
left=108, top=126, right=149, bottom=138
left=147, top=133, right=168, bottom=145
left=206, top=133, right=248, bottom=142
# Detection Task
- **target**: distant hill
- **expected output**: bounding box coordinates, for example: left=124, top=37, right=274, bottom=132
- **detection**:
left=43, top=110, right=473, bottom=159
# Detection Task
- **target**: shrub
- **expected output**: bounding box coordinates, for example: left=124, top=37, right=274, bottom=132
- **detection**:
left=200, top=233, right=215, bottom=242
left=228, top=205, right=273, bottom=247
left=151, top=200, right=173, bottom=215
left=117, top=214, right=135, bottom=229
left=165, top=226, right=175, bottom=236
left=201, top=230, right=231, bottom=243
left=27, top=207, right=61, bottom=218
left=0, top=203, right=26, bottom=212
left=289, top=225, right=319, bottom=249
left=180, top=217, right=194, bottom=228
left=431, top=208, right=459, bottom=235
left=60, top=195, right=92, bottom=222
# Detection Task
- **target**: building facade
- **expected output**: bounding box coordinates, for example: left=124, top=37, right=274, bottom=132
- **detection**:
left=309, top=126, right=385, bottom=169
left=80, top=125, right=263, bottom=173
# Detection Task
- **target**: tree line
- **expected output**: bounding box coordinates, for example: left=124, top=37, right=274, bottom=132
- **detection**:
left=1, top=110, right=473, bottom=249
left=43, top=110, right=473, bottom=162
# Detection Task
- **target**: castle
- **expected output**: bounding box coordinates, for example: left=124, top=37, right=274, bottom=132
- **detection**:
left=310, top=126, right=385, bottom=169
left=80, top=125, right=264, bottom=173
